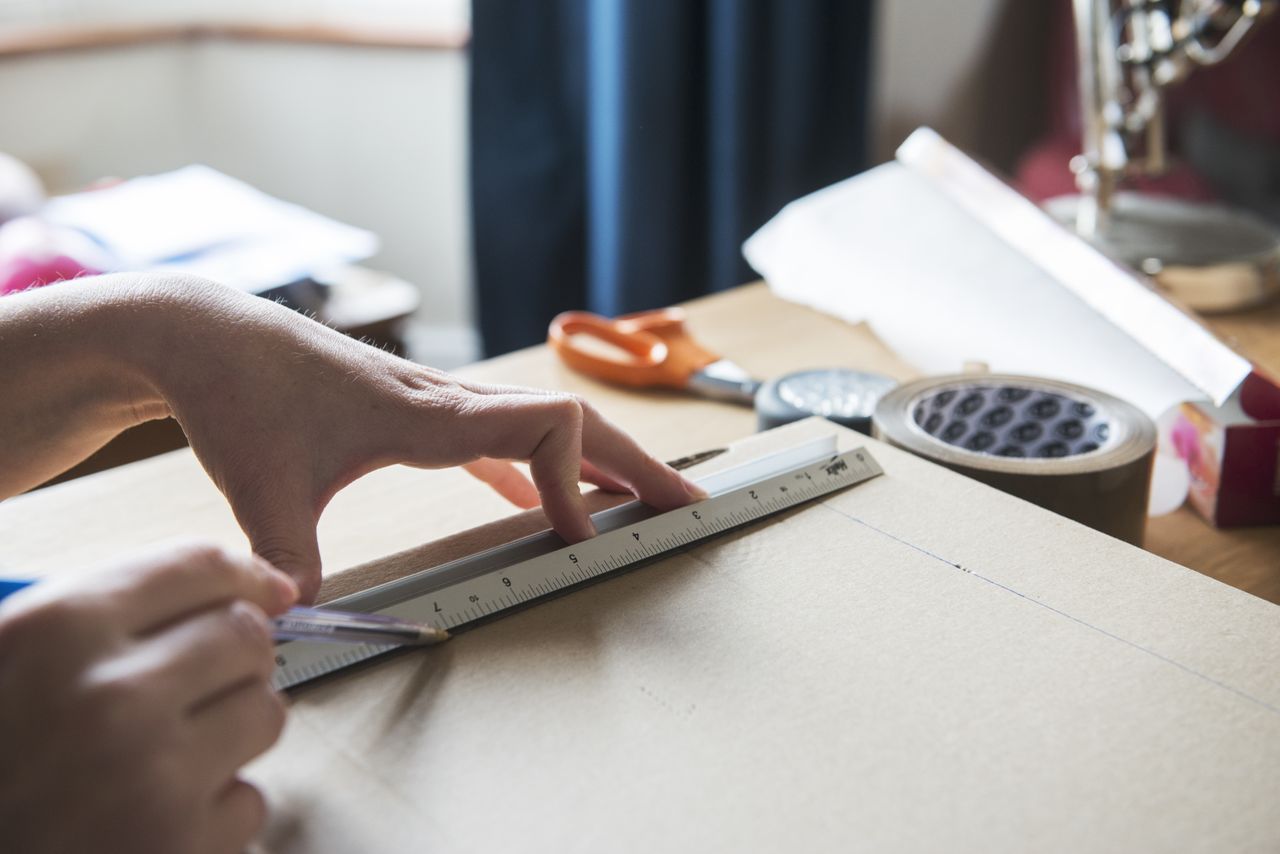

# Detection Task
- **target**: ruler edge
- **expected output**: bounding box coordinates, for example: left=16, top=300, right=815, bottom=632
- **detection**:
left=323, top=435, right=843, bottom=613
left=274, top=445, right=883, bottom=690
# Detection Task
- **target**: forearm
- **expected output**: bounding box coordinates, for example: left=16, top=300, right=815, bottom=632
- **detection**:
left=0, top=275, right=169, bottom=497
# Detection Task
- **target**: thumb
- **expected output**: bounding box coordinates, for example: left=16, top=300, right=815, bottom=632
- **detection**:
left=229, top=495, right=324, bottom=604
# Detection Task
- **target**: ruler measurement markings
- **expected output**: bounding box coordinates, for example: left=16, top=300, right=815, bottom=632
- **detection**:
left=272, top=449, right=882, bottom=690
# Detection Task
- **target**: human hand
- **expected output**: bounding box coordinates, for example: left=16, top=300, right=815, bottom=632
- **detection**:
left=0, top=543, right=298, bottom=854
left=119, top=276, right=704, bottom=601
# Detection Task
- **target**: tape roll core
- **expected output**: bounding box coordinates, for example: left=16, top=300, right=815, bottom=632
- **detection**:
left=874, top=375, right=1156, bottom=545
left=908, top=384, right=1115, bottom=459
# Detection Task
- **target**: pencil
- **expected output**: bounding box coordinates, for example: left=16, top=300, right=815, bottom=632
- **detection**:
left=0, top=577, right=449, bottom=647
left=272, top=606, right=451, bottom=646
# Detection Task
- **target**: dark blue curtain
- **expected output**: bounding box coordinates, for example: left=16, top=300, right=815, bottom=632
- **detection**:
left=470, top=0, right=875, bottom=356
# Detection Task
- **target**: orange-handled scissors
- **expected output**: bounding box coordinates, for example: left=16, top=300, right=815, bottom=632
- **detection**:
left=548, top=308, right=761, bottom=405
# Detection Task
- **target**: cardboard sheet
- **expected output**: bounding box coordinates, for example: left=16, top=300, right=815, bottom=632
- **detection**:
left=248, top=419, right=1280, bottom=853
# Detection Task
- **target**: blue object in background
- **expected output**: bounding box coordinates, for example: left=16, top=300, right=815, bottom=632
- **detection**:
left=470, top=0, right=875, bottom=355
left=0, top=578, right=33, bottom=602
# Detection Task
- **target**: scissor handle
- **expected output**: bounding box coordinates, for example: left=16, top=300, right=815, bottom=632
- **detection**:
left=548, top=309, right=720, bottom=390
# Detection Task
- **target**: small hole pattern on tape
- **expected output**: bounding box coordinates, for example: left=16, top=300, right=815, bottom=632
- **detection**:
left=911, top=385, right=1113, bottom=459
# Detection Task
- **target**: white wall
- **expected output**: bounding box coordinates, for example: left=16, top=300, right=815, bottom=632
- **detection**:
left=0, top=38, right=477, bottom=364
left=190, top=40, right=473, bottom=343
left=0, top=44, right=196, bottom=188
left=0, top=0, right=469, bottom=30
left=0, top=3, right=1047, bottom=368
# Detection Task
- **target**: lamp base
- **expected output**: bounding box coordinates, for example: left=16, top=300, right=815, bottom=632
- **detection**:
left=1044, top=192, right=1280, bottom=313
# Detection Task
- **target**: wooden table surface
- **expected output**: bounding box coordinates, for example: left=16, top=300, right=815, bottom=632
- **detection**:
left=2, top=283, right=1276, bottom=605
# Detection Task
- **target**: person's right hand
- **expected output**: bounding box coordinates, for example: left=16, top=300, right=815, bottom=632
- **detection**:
left=0, top=542, right=298, bottom=854
left=0, top=274, right=707, bottom=604
left=119, top=276, right=706, bottom=602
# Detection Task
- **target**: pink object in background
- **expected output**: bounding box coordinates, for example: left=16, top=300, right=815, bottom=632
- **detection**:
left=1168, top=413, right=1203, bottom=472
left=0, top=214, right=101, bottom=296
left=0, top=152, right=102, bottom=294
left=0, top=253, right=97, bottom=295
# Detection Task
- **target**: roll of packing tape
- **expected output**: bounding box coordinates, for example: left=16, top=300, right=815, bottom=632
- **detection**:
left=872, top=374, right=1156, bottom=545
left=756, top=369, right=898, bottom=434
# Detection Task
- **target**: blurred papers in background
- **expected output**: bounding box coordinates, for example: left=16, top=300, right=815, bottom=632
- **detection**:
left=42, top=164, right=378, bottom=294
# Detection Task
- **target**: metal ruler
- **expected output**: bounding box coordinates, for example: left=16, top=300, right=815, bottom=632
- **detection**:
left=272, top=441, right=883, bottom=690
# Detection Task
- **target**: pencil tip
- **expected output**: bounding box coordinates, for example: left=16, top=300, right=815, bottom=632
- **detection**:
left=422, top=627, right=451, bottom=644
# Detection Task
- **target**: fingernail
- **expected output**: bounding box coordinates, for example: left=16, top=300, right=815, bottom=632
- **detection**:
left=683, top=478, right=709, bottom=500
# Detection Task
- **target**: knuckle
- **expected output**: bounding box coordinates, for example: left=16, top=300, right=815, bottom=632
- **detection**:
left=401, top=370, right=468, bottom=409
left=544, top=393, right=584, bottom=421
left=447, top=386, right=492, bottom=420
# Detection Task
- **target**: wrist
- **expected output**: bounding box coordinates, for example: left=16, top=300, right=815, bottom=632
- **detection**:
left=102, top=272, right=290, bottom=413
left=0, top=275, right=175, bottom=426
left=88, top=272, right=271, bottom=423
left=66, top=273, right=181, bottom=425
left=0, top=272, right=258, bottom=495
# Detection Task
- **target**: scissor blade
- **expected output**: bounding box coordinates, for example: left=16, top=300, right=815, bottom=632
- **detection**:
left=664, top=448, right=728, bottom=471
left=687, top=359, right=761, bottom=406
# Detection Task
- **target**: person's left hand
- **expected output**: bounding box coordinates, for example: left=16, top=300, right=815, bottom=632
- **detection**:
left=123, top=276, right=703, bottom=601
left=0, top=543, right=297, bottom=854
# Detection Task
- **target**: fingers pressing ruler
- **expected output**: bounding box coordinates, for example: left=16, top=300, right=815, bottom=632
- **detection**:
left=273, top=438, right=882, bottom=690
